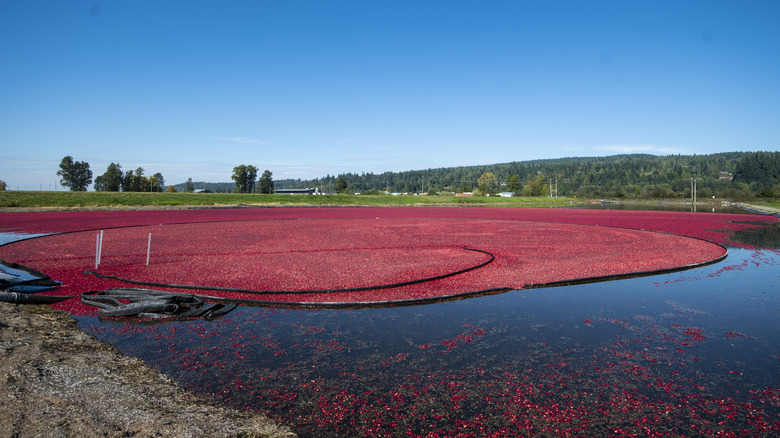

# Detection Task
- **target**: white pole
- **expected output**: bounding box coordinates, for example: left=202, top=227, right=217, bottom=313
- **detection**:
left=95, top=234, right=100, bottom=269
left=146, top=233, right=152, bottom=265
left=98, top=230, right=103, bottom=265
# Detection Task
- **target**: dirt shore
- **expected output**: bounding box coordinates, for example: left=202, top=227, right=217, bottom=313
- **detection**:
left=0, top=301, right=295, bottom=438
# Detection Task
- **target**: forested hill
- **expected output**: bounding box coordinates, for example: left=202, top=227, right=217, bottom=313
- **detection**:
left=177, top=152, right=778, bottom=199
left=271, top=152, right=777, bottom=199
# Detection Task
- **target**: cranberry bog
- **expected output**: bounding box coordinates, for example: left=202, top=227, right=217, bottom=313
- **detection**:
left=0, top=207, right=754, bottom=310
left=1, top=207, right=779, bottom=437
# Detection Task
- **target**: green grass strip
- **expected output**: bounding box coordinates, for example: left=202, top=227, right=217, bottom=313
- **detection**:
left=0, top=191, right=579, bottom=208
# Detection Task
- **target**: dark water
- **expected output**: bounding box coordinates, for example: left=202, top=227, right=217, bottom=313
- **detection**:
left=72, top=221, right=779, bottom=436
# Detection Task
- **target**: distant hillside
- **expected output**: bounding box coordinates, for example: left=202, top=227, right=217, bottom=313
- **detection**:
left=273, top=152, right=778, bottom=199
left=176, top=152, right=778, bottom=200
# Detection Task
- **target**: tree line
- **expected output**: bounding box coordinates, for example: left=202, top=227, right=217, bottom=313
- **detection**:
left=176, top=166, right=274, bottom=194
left=274, top=152, right=779, bottom=200
left=94, top=163, right=167, bottom=192
left=54, top=157, right=276, bottom=195
left=230, top=165, right=274, bottom=194
left=50, top=152, right=779, bottom=200
left=56, top=157, right=168, bottom=192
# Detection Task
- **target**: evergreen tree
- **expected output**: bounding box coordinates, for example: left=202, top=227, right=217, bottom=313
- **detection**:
left=258, top=170, right=274, bottom=194
left=96, top=163, right=122, bottom=191
left=93, top=175, right=104, bottom=191
left=133, top=167, right=146, bottom=192
left=507, top=174, right=522, bottom=192
left=733, top=152, right=780, bottom=188
left=150, top=173, right=165, bottom=192
left=121, top=170, right=135, bottom=192
left=335, top=176, right=348, bottom=193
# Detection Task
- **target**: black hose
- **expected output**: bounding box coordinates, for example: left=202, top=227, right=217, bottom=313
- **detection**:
left=80, top=286, right=514, bottom=311
left=83, top=246, right=497, bottom=296
left=80, top=288, right=238, bottom=319
left=0, top=292, right=73, bottom=304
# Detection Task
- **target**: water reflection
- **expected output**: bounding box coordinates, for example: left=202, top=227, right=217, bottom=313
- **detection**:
left=727, top=222, right=780, bottom=248
left=570, top=201, right=751, bottom=214
left=0, top=232, right=49, bottom=246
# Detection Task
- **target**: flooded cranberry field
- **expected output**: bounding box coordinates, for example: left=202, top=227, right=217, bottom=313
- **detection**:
left=77, top=229, right=777, bottom=437
left=1, top=207, right=778, bottom=436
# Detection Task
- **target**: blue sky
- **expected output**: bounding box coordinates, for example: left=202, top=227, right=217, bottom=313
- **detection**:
left=1, top=1, right=778, bottom=190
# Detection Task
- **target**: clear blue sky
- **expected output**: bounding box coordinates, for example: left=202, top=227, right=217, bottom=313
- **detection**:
left=1, top=1, right=778, bottom=190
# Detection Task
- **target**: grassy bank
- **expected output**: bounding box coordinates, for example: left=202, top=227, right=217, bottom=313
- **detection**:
left=0, top=190, right=581, bottom=209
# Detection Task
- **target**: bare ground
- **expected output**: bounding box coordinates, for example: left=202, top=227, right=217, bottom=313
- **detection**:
left=0, top=301, right=295, bottom=438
